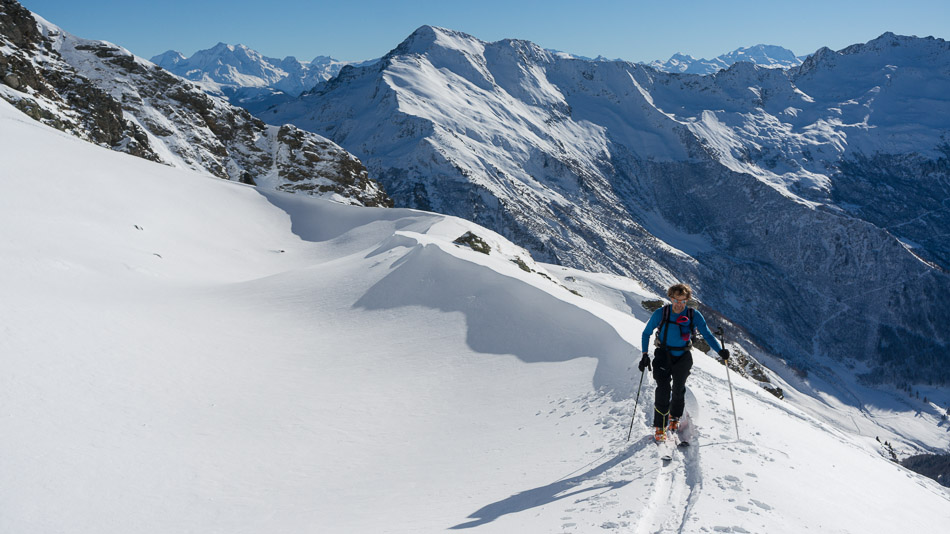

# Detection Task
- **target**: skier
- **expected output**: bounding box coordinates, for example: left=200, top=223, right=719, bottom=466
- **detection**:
left=638, top=283, right=730, bottom=442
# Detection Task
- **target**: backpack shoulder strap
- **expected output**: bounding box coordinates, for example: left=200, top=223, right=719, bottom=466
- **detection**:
left=656, top=305, right=672, bottom=348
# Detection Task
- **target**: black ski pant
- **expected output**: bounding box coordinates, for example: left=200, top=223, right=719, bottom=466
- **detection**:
left=652, top=348, right=693, bottom=428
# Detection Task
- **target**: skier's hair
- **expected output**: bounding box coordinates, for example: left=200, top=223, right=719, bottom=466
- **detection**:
left=667, top=283, right=692, bottom=300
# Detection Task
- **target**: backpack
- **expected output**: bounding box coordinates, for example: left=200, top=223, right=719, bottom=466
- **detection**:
left=653, top=305, right=696, bottom=350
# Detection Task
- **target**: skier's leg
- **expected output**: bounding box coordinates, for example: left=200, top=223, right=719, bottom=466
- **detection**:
left=652, top=349, right=673, bottom=428
left=670, top=350, right=694, bottom=419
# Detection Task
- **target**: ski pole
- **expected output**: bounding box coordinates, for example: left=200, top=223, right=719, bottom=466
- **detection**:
left=626, top=367, right=646, bottom=441
left=716, top=326, right=740, bottom=441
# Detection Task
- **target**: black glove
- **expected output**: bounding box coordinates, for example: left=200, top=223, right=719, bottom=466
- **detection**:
left=638, top=352, right=652, bottom=372
left=718, top=349, right=730, bottom=363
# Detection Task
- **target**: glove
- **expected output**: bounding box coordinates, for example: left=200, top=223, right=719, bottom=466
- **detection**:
left=718, top=349, right=730, bottom=363
left=638, top=352, right=652, bottom=372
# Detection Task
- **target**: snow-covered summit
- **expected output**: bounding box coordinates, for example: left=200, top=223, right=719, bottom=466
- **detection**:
left=150, top=49, right=186, bottom=67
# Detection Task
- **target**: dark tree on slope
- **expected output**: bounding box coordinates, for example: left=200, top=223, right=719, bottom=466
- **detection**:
left=902, top=454, right=950, bottom=487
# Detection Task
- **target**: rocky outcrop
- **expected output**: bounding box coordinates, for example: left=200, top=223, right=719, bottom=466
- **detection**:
left=0, top=0, right=391, bottom=207
left=0, top=0, right=158, bottom=159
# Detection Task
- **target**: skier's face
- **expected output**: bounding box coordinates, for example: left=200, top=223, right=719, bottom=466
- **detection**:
left=671, top=294, right=688, bottom=313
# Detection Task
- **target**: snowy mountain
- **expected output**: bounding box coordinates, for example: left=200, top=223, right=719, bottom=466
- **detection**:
left=151, top=43, right=376, bottom=112
left=0, top=0, right=389, bottom=206
left=4, top=94, right=950, bottom=533
left=263, top=26, right=950, bottom=388
left=649, top=44, right=804, bottom=74
left=151, top=43, right=349, bottom=96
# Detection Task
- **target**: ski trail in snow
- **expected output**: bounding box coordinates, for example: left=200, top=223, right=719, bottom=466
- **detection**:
left=675, top=392, right=704, bottom=533
left=634, top=390, right=703, bottom=534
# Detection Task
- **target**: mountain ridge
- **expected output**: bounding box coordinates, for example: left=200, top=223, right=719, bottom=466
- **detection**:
left=263, top=25, right=950, bottom=386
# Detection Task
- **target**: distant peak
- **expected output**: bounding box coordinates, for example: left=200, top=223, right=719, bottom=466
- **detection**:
left=150, top=50, right=186, bottom=67
left=412, top=24, right=439, bottom=36
left=670, top=52, right=697, bottom=60
left=389, top=25, right=482, bottom=58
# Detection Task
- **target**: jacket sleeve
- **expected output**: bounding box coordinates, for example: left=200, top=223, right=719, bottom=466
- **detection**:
left=641, top=308, right=662, bottom=354
left=693, top=310, right=723, bottom=353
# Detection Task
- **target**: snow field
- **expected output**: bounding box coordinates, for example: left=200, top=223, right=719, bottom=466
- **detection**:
left=2, top=98, right=949, bottom=533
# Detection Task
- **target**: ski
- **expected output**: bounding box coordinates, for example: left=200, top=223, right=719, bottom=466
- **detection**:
left=671, top=412, right=691, bottom=448
left=671, top=429, right=689, bottom=448
left=657, top=434, right=674, bottom=461
left=657, top=414, right=689, bottom=456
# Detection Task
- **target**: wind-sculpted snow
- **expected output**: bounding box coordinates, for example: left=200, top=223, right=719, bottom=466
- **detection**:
left=266, top=25, right=950, bottom=385
left=354, top=242, right=635, bottom=395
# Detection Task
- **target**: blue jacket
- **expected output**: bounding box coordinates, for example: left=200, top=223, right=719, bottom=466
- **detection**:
left=641, top=306, right=723, bottom=356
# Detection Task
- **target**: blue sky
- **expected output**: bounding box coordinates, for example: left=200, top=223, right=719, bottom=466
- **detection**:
left=18, top=0, right=950, bottom=63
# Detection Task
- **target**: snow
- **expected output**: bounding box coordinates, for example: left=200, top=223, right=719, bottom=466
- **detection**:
left=2, top=98, right=949, bottom=533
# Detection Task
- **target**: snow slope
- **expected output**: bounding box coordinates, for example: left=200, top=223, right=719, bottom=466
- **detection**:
left=2, top=98, right=948, bottom=533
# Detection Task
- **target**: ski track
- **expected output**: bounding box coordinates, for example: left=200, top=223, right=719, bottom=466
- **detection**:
left=633, top=391, right=704, bottom=534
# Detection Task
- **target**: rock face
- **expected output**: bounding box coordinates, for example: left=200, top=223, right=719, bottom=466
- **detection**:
left=0, top=0, right=158, bottom=160
left=0, top=0, right=391, bottom=207
left=264, top=26, right=950, bottom=384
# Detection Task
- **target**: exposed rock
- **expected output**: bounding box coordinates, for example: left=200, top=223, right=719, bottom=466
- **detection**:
left=0, top=0, right=391, bottom=207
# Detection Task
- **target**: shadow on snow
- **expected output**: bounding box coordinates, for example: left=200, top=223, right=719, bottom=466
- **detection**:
left=450, top=437, right=654, bottom=529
